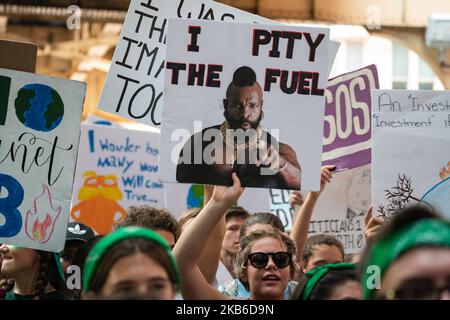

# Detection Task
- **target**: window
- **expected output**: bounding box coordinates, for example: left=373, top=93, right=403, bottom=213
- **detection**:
left=392, top=43, right=408, bottom=89
left=346, top=42, right=363, bottom=71
left=418, top=59, right=435, bottom=90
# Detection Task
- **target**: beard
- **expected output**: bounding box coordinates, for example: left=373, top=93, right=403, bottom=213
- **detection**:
left=224, top=111, right=263, bottom=131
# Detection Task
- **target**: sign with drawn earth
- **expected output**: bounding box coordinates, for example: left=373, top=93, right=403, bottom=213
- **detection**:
left=0, top=67, right=86, bottom=252
left=372, top=90, right=450, bottom=220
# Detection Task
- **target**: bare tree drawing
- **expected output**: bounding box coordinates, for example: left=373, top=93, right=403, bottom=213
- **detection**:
left=377, top=174, right=421, bottom=221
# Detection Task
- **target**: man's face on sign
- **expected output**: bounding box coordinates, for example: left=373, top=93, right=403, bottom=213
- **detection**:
left=224, top=83, right=263, bottom=131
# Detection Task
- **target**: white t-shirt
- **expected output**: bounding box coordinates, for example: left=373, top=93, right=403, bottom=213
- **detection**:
left=212, top=260, right=234, bottom=288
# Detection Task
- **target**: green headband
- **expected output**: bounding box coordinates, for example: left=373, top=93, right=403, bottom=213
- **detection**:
left=302, top=262, right=356, bottom=300
left=83, top=227, right=181, bottom=292
left=361, top=218, right=450, bottom=300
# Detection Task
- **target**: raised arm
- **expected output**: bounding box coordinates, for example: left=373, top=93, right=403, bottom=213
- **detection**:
left=197, top=185, right=226, bottom=284
left=290, top=165, right=335, bottom=264
left=173, top=173, right=244, bottom=300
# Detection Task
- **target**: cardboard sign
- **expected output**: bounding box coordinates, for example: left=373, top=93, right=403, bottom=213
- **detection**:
left=0, top=39, right=38, bottom=73
left=70, top=123, right=164, bottom=234
left=322, top=65, right=379, bottom=171
left=309, top=164, right=370, bottom=253
left=159, top=19, right=330, bottom=191
left=98, top=0, right=339, bottom=126
left=372, top=90, right=450, bottom=220
left=0, top=68, right=85, bottom=252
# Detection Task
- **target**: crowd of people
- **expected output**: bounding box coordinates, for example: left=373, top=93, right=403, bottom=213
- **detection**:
left=1, top=167, right=449, bottom=300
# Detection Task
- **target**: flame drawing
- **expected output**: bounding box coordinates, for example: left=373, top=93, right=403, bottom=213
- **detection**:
left=439, top=161, right=450, bottom=180
left=25, top=185, right=61, bottom=244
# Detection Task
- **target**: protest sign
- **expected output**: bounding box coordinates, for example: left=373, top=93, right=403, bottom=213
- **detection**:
left=164, top=184, right=269, bottom=219
left=159, top=19, right=330, bottom=191
left=309, top=164, right=370, bottom=253
left=267, top=189, right=295, bottom=232
left=322, top=65, right=379, bottom=171
left=164, top=183, right=204, bottom=218
left=0, top=39, right=37, bottom=73
left=70, top=123, right=164, bottom=234
left=372, top=90, right=450, bottom=220
left=98, top=0, right=339, bottom=126
left=0, top=67, right=85, bottom=252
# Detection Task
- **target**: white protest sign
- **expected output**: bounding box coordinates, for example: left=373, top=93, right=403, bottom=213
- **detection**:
left=164, top=184, right=269, bottom=219
left=70, top=123, right=164, bottom=234
left=0, top=68, right=85, bottom=252
left=372, top=90, right=450, bottom=219
left=159, top=19, right=330, bottom=191
left=98, top=0, right=339, bottom=126
left=164, top=183, right=204, bottom=218
left=310, top=164, right=370, bottom=253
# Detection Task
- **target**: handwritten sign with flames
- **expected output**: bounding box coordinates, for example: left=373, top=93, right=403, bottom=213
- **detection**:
left=0, top=67, right=85, bottom=252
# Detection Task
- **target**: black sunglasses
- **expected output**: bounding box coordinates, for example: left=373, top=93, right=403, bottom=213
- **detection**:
left=247, top=252, right=292, bottom=269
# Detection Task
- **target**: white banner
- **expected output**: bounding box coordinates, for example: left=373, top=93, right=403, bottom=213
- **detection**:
left=98, top=0, right=339, bottom=126
left=372, top=89, right=450, bottom=220
left=0, top=68, right=85, bottom=252
left=70, top=123, right=164, bottom=234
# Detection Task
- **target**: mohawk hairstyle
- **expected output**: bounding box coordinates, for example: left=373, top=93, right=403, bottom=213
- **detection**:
left=232, top=66, right=257, bottom=87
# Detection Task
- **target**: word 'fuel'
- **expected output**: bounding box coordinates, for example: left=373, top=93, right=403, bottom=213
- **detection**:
left=165, top=26, right=325, bottom=96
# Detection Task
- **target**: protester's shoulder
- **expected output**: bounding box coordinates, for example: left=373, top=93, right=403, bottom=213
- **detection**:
left=279, top=141, right=298, bottom=158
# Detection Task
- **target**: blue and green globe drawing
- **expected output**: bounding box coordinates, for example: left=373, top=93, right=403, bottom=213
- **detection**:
left=421, top=177, right=450, bottom=219
left=187, top=184, right=204, bottom=209
left=14, top=83, right=64, bottom=132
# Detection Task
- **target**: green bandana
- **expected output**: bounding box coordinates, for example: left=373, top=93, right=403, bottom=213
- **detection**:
left=83, top=227, right=181, bottom=292
left=302, top=262, right=356, bottom=300
left=361, top=218, right=450, bottom=299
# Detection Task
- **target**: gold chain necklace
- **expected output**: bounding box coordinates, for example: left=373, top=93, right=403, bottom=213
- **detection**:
left=219, top=121, right=262, bottom=165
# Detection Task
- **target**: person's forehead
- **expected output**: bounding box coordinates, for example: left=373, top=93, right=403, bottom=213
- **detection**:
left=108, top=253, right=169, bottom=283
left=155, top=229, right=175, bottom=246
left=230, top=84, right=261, bottom=99
left=310, top=244, right=343, bottom=259
left=226, top=216, right=246, bottom=226
left=250, top=237, right=285, bottom=253
left=381, top=247, right=450, bottom=288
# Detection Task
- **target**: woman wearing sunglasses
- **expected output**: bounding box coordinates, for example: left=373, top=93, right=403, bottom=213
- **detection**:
left=173, top=173, right=298, bottom=300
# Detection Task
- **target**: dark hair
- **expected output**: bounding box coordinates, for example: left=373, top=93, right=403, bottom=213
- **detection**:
left=117, top=206, right=180, bottom=242
left=0, top=250, right=63, bottom=300
left=69, top=236, right=103, bottom=300
left=232, top=66, right=257, bottom=86
left=178, top=208, right=201, bottom=231
left=240, top=212, right=285, bottom=240
left=225, top=207, right=250, bottom=223
left=226, top=66, right=258, bottom=99
left=88, top=237, right=178, bottom=295
left=302, top=234, right=345, bottom=264
left=291, top=268, right=358, bottom=300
